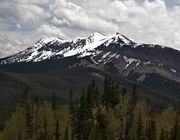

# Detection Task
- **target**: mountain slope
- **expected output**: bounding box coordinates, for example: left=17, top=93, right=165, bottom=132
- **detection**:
left=0, top=32, right=134, bottom=64
left=1, top=32, right=179, bottom=83
left=0, top=32, right=180, bottom=111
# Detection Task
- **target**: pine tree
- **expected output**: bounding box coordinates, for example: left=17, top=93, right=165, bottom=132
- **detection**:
left=43, top=117, right=48, bottom=140
left=55, top=119, right=61, bottom=140
left=86, top=80, right=100, bottom=139
left=25, top=104, right=34, bottom=140
left=76, top=88, right=94, bottom=140
left=171, top=113, right=179, bottom=140
left=94, top=86, right=100, bottom=106
left=102, top=76, right=110, bottom=107
left=34, top=95, right=39, bottom=140
left=75, top=89, right=86, bottom=140
left=164, top=131, right=170, bottom=140
left=64, top=125, right=69, bottom=140
left=116, top=94, right=131, bottom=140
left=122, top=87, right=127, bottom=96
left=151, top=117, right=157, bottom=140
left=17, top=132, right=22, bottom=140
left=4, top=77, right=180, bottom=140
left=146, top=116, right=156, bottom=140
left=136, top=111, right=144, bottom=140
left=102, top=76, right=119, bottom=108
left=111, top=83, right=120, bottom=108
left=69, top=89, right=75, bottom=140
left=21, top=85, right=34, bottom=140
left=128, top=84, right=138, bottom=136
left=87, top=79, right=100, bottom=108
left=160, top=128, right=164, bottom=140
left=96, top=107, right=108, bottom=140
left=146, top=122, right=151, bottom=140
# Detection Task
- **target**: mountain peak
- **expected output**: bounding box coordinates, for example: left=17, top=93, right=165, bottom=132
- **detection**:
left=87, top=32, right=107, bottom=42
left=103, top=32, right=134, bottom=45
left=1, top=32, right=179, bottom=71
left=39, top=37, right=64, bottom=44
left=0, top=32, right=141, bottom=64
left=115, top=32, right=121, bottom=35
left=92, top=32, right=105, bottom=38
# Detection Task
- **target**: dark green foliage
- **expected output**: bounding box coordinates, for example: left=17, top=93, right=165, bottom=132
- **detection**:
left=25, top=104, right=34, bottom=140
left=0, top=57, right=180, bottom=127
left=122, top=87, right=127, bottom=96
left=75, top=89, right=85, bottom=140
left=64, top=125, right=69, bottom=140
left=34, top=96, right=39, bottom=140
left=2, top=77, right=180, bottom=140
left=75, top=89, right=92, bottom=140
left=55, top=119, right=61, bottom=140
left=147, top=116, right=157, bottom=140
left=96, top=108, right=108, bottom=140
left=87, top=79, right=100, bottom=107
left=151, top=117, right=157, bottom=140
left=68, top=89, right=76, bottom=140
left=102, top=76, right=119, bottom=108
left=22, top=86, right=34, bottom=140
left=17, top=132, right=22, bottom=140
left=171, top=113, right=179, bottom=140
left=160, top=128, right=164, bottom=140
left=43, top=117, right=48, bottom=140
left=136, top=111, right=144, bottom=140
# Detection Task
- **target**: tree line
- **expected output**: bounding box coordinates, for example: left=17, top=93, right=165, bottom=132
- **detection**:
left=1, top=76, right=180, bottom=140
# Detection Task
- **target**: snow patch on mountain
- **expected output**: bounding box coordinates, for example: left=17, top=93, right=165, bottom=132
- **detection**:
left=0, top=32, right=172, bottom=67
left=170, top=68, right=176, bottom=73
left=123, top=56, right=140, bottom=64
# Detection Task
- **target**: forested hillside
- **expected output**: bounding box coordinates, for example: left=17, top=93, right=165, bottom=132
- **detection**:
left=0, top=77, right=179, bottom=140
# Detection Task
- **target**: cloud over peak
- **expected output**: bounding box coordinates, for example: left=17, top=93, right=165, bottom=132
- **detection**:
left=0, top=0, right=180, bottom=57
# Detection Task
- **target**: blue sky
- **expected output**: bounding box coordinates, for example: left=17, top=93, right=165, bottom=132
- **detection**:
left=136, top=0, right=180, bottom=6
left=0, top=0, right=180, bottom=57
left=165, top=0, right=180, bottom=6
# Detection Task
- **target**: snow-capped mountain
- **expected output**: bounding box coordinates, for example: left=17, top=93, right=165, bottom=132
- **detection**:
left=0, top=32, right=134, bottom=64
left=0, top=32, right=180, bottom=84
left=0, top=32, right=180, bottom=109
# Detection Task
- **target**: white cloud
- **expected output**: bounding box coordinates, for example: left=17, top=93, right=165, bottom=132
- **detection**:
left=37, top=24, right=68, bottom=39
left=49, top=0, right=119, bottom=33
left=0, top=32, right=31, bottom=57
left=1, top=0, right=180, bottom=57
left=0, top=0, right=52, bottom=5
left=0, top=1, right=47, bottom=24
left=46, top=0, right=180, bottom=50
